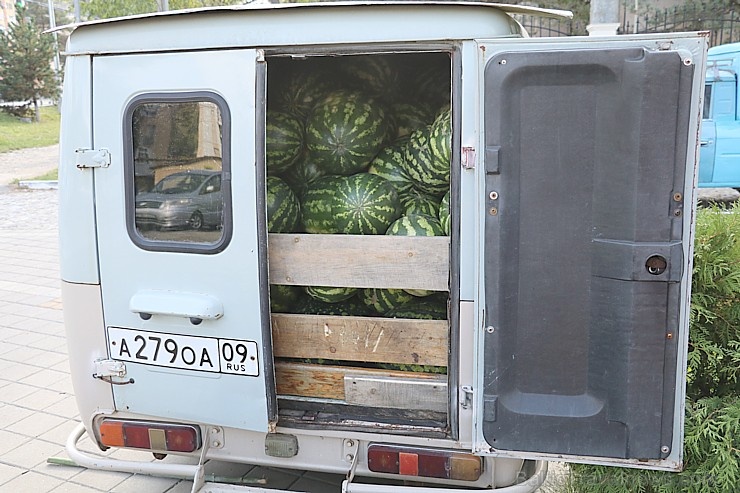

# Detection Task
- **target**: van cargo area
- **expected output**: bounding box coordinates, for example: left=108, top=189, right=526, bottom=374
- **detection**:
left=264, top=52, right=455, bottom=435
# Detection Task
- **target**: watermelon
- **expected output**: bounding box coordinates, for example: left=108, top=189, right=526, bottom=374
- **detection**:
left=360, top=288, right=415, bottom=315
left=439, top=190, right=451, bottom=236
left=403, top=126, right=449, bottom=197
left=415, top=61, right=451, bottom=109
left=266, top=176, right=300, bottom=233
left=275, top=71, right=334, bottom=121
left=280, top=156, right=325, bottom=200
left=399, top=187, right=440, bottom=218
left=305, top=286, right=358, bottom=303
left=266, top=111, right=304, bottom=174
left=386, top=294, right=448, bottom=320
left=386, top=214, right=445, bottom=297
left=333, top=173, right=401, bottom=235
left=429, top=107, right=452, bottom=171
left=340, top=55, right=400, bottom=102
left=367, top=141, right=415, bottom=194
left=298, top=296, right=373, bottom=317
left=305, top=90, right=388, bottom=176
left=270, top=284, right=304, bottom=313
left=389, top=102, right=435, bottom=139
left=301, top=175, right=344, bottom=234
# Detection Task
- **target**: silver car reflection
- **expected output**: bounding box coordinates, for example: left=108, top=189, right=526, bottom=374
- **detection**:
left=135, top=170, right=223, bottom=230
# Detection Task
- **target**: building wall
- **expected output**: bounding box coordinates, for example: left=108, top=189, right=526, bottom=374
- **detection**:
left=0, top=1, right=16, bottom=31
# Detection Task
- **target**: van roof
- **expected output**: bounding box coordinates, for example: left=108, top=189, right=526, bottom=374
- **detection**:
left=56, top=1, right=571, bottom=32
left=61, top=1, right=572, bottom=56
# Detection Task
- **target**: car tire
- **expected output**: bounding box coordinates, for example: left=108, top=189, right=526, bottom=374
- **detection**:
left=189, top=211, right=204, bottom=230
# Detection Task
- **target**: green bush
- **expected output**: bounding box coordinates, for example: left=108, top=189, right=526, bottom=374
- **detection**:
left=568, top=203, right=740, bottom=493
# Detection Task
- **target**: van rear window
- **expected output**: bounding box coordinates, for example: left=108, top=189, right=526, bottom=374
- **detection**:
left=125, top=94, right=231, bottom=252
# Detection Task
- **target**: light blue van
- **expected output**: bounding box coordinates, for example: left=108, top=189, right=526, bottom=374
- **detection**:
left=701, top=42, right=740, bottom=188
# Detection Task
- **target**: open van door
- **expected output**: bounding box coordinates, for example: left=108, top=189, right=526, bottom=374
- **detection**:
left=91, top=49, right=275, bottom=431
left=476, top=35, right=705, bottom=470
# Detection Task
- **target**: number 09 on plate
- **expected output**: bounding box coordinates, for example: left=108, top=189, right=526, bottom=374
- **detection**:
left=107, top=327, right=259, bottom=376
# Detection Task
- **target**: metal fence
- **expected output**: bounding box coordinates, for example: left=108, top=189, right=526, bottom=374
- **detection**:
left=517, top=4, right=740, bottom=47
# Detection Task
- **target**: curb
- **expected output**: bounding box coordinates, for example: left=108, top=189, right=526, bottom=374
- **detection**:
left=17, top=180, right=58, bottom=190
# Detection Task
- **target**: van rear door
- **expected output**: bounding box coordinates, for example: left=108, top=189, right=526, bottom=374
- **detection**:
left=91, top=49, right=275, bottom=431
left=477, top=35, right=705, bottom=470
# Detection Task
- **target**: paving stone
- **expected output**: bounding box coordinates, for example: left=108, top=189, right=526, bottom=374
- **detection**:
left=0, top=462, right=25, bottom=486
left=0, top=470, right=65, bottom=492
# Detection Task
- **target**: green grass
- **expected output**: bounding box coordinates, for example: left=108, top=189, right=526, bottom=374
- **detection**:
left=0, top=106, right=61, bottom=153
left=29, top=168, right=58, bottom=181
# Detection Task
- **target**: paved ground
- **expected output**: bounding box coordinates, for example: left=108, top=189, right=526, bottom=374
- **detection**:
left=0, top=145, right=578, bottom=492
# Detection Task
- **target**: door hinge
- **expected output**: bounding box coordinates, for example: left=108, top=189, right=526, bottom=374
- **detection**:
left=460, top=385, right=474, bottom=409
left=92, top=359, right=134, bottom=385
left=76, top=148, right=111, bottom=169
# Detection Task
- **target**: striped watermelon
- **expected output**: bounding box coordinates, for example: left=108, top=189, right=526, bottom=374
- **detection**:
left=280, top=157, right=325, bottom=200
left=386, top=294, right=448, bottom=320
left=389, top=102, right=435, bottom=139
left=386, top=214, right=445, bottom=297
left=415, top=60, right=451, bottom=109
left=266, top=111, right=304, bottom=174
left=403, top=126, right=449, bottom=197
left=360, top=288, right=414, bottom=315
left=439, top=190, right=451, bottom=236
left=300, top=175, right=344, bottom=234
left=429, top=107, right=452, bottom=170
left=275, top=71, right=334, bottom=121
left=367, top=141, right=415, bottom=194
left=266, top=176, right=300, bottom=233
left=305, top=286, right=358, bottom=303
left=399, top=187, right=440, bottom=218
left=298, top=296, right=373, bottom=317
left=270, top=284, right=304, bottom=313
left=340, top=55, right=400, bottom=102
left=333, top=173, right=401, bottom=235
left=305, top=90, right=388, bottom=175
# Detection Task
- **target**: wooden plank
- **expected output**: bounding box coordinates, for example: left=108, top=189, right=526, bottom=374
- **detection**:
left=268, top=234, right=450, bottom=291
left=271, top=314, right=449, bottom=366
left=275, top=361, right=447, bottom=407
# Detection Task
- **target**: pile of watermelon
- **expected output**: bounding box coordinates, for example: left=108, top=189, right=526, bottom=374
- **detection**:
left=266, top=54, right=452, bottom=319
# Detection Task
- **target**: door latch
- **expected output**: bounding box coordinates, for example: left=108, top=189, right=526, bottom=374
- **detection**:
left=76, top=148, right=111, bottom=169
left=460, top=385, right=474, bottom=409
left=92, top=359, right=134, bottom=385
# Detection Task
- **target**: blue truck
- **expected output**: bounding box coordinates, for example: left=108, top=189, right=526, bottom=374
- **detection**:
left=701, top=42, right=740, bottom=188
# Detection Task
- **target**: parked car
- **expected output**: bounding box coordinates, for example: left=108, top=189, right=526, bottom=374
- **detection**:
left=135, top=170, right=222, bottom=230
left=700, top=42, right=740, bottom=189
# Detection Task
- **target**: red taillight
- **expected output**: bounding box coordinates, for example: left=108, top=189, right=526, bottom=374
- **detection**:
left=98, top=419, right=201, bottom=453
left=367, top=445, right=482, bottom=482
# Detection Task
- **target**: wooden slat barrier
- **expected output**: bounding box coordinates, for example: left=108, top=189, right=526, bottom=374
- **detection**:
left=275, top=361, right=447, bottom=403
left=271, top=314, right=449, bottom=366
left=268, top=234, right=450, bottom=291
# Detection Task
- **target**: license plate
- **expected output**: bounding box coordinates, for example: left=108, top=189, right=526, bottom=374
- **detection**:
left=107, top=327, right=259, bottom=376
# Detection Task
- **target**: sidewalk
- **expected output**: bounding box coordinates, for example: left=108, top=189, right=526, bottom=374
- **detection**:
left=0, top=186, right=351, bottom=492
left=0, top=146, right=569, bottom=492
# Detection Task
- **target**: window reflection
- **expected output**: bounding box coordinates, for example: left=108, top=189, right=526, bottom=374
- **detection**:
left=132, top=101, right=224, bottom=244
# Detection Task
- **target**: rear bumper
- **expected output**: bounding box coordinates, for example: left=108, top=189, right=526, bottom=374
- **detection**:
left=65, top=422, right=548, bottom=493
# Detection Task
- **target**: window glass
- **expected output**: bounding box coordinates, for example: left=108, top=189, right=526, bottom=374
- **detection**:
left=131, top=100, right=225, bottom=245
left=703, top=83, right=712, bottom=120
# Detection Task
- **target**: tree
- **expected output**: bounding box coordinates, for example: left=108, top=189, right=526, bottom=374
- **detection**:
left=0, top=5, right=59, bottom=121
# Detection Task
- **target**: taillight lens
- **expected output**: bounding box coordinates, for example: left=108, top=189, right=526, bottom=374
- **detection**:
left=367, top=444, right=482, bottom=481
left=98, top=419, right=201, bottom=453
